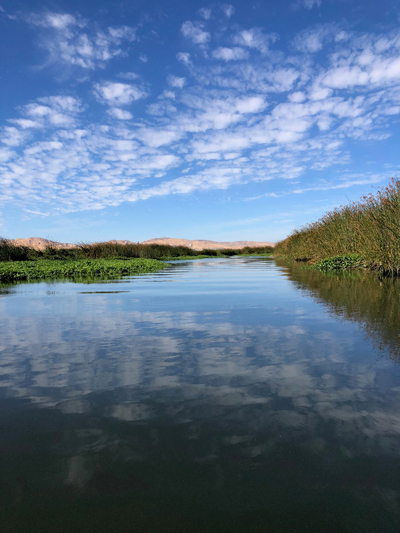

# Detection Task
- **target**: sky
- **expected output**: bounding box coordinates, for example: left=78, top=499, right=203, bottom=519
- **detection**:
left=0, top=0, right=399, bottom=244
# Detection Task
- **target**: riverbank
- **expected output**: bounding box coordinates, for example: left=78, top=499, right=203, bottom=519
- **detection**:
left=275, top=178, right=400, bottom=276
left=0, top=239, right=273, bottom=263
left=0, top=250, right=274, bottom=283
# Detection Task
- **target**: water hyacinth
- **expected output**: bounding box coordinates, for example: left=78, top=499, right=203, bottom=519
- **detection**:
left=0, top=258, right=167, bottom=283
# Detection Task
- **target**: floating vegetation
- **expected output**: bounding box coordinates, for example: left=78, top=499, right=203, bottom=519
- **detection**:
left=313, top=254, right=364, bottom=272
left=275, top=178, right=400, bottom=276
left=0, top=258, right=167, bottom=283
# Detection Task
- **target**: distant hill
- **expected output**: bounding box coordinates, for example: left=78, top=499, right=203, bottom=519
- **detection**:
left=8, top=237, right=275, bottom=251
left=142, top=238, right=275, bottom=250
left=9, top=238, right=78, bottom=250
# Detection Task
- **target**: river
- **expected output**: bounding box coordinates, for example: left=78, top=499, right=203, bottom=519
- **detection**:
left=1, top=257, right=400, bottom=532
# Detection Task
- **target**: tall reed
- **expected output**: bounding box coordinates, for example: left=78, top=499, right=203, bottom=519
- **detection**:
left=0, top=239, right=273, bottom=263
left=275, top=178, right=400, bottom=276
left=0, top=239, right=35, bottom=262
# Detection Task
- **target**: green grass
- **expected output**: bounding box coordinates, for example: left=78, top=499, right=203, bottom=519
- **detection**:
left=275, top=178, right=400, bottom=276
left=0, top=258, right=167, bottom=284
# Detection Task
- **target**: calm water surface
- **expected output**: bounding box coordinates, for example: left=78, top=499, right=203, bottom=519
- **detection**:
left=1, top=257, right=400, bottom=532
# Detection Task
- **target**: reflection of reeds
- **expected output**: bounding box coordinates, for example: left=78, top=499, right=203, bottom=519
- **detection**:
left=0, top=239, right=273, bottom=262
left=278, top=259, right=400, bottom=362
left=275, top=178, right=400, bottom=276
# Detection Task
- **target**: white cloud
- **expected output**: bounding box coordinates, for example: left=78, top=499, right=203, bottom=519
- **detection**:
left=221, top=4, right=235, bottom=18
left=309, top=86, right=333, bottom=101
left=19, top=96, right=83, bottom=128
left=139, top=54, right=148, bottom=63
left=194, top=62, right=301, bottom=93
left=322, top=67, right=369, bottom=89
left=233, top=28, right=278, bottom=53
left=27, top=12, right=82, bottom=29
left=181, top=21, right=210, bottom=45
left=39, top=95, right=83, bottom=113
left=2, top=20, right=400, bottom=215
left=192, top=133, right=252, bottom=154
left=320, top=56, right=400, bottom=90
left=107, top=108, right=133, bottom=120
left=136, top=128, right=182, bottom=148
left=212, top=47, right=249, bottom=61
left=0, top=148, right=15, bottom=162
left=1, top=127, right=26, bottom=146
left=24, top=104, right=52, bottom=118
left=21, top=107, right=75, bottom=127
left=177, top=52, right=192, bottom=65
left=24, top=141, right=63, bottom=155
left=27, top=12, right=136, bottom=70
left=291, top=25, right=340, bottom=53
left=235, top=96, right=266, bottom=113
left=129, top=166, right=244, bottom=201
left=94, top=82, right=147, bottom=106
left=293, top=0, right=322, bottom=10
left=9, top=119, right=42, bottom=129
left=198, top=8, right=211, bottom=20
left=24, top=209, right=50, bottom=216
left=267, top=173, right=388, bottom=197
left=118, top=71, right=138, bottom=80
left=167, top=75, right=186, bottom=88
left=289, top=92, right=306, bottom=103
left=162, top=90, right=176, bottom=100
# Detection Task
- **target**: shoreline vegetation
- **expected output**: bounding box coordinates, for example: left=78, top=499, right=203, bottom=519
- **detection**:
left=0, top=240, right=273, bottom=283
left=275, top=178, right=400, bottom=277
left=0, top=258, right=168, bottom=284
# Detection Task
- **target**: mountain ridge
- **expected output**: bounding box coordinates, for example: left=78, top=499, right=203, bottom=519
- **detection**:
left=7, top=237, right=275, bottom=251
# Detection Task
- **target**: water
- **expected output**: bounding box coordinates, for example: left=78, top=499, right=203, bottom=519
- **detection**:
left=1, top=257, right=400, bottom=532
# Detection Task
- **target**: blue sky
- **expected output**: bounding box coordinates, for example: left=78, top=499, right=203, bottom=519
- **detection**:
left=0, top=0, right=399, bottom=243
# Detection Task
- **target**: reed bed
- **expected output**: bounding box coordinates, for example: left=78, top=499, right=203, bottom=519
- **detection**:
left=275, top=178, right=400, bottom=276
left=0, top=239, right=33, bottom=262
left=0, top=239, right=273, bottom=263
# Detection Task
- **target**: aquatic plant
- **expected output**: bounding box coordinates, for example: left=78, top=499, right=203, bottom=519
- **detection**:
left=314, top=254, right=363, bottom=272
left=0, top=258, right=167, bottom=283
left=275, top=178, right=400, bottom=276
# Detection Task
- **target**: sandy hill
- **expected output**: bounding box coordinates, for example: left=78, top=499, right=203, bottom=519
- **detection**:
left=8, top=237, right=275, bottom=251
left=142, top=238, right=275, bottom=250
left=10, top=238, right=78, bottom=250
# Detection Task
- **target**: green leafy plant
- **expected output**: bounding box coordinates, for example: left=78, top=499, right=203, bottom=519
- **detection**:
left=0, top=258, right=167, bottom=283
left=314, top=254, right=363, bottom=272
